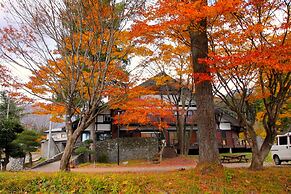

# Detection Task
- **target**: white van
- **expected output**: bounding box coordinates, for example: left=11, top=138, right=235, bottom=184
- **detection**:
left=271, top=132, right=291, bottom=165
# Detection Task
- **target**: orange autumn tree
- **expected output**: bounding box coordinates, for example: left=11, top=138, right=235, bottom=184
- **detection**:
left=130, top=0, right=242, bottom=164
left=112, top=85, right=174, bottom=131
left=206, top=0, right=291, bottom=170
left=130, top=42, right=196, bottom=155
left=0, top=0, right=143, bottom=171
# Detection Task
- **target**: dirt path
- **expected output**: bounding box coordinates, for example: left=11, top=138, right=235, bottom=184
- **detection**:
left=30, top=161, right=61, bottom=172
left=30, top=157, right=196, bottom=173
left=29, top=161, right=195, bottom=173
left=30, top=157, right=289, bottom=173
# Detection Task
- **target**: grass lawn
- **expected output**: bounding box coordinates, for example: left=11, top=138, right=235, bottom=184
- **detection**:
left=0, top=167, right=290, bottom=193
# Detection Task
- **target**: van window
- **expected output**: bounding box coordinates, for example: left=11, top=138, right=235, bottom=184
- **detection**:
left=279, top=136, right=287, bottom=145
left=289, top=136, right=291, bottom=145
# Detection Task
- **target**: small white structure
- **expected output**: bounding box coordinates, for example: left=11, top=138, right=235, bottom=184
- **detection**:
left=41, top=128, right=67, bottom=159
left=271, top=132, right=291, bottom=165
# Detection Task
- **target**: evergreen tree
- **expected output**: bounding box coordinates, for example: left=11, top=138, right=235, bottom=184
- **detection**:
left=13, top=130, right=40, bottom=167
left=0, top=92, right=24, bottom=171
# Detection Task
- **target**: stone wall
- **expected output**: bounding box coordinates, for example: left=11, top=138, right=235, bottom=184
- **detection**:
left=7, top=157, right=25, bottom=171
left=96, top=137, right=158, bottom=163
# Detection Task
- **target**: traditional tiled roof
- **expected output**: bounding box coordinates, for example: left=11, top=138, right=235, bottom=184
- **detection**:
left=138, top=72, right=181, bottom=94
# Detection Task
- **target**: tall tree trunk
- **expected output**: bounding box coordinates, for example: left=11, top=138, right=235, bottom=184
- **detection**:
left=60, top=117, right=89, bottom=171
left=177, top=115, right=185, bottom=155
left=60, top=135, right=75, bottom=171
left=249, top=127, right=275, bottom=170
left=60, top=118, right=75, bottom=171
left=90, top=124, right=97, bottom=162
left=189, top=18, right=220, bottom=164
left=185, top=124, right=194, bottom=155
left=250, top=140, right=273, bottom=170
left=249, top=135, right=263, bottom=170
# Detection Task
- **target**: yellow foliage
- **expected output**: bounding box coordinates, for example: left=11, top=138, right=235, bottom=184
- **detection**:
left=256, top=112, right=264, bottom=122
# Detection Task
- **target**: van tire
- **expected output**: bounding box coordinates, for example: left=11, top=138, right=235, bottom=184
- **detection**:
left=274, top=155, right=281, bottom=165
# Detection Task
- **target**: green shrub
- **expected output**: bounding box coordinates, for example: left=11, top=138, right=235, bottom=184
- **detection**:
left=97, top=153, right=109, bottom=163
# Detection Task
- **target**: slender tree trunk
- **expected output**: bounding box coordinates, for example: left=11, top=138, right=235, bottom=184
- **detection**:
left=162, top=128, right=169, bottom=146
left=90, top=124, right=97, bottom=162
left=177, top=116, right=185, bottom=155
left=2, top=152, right=9, bottom=171
left=28, top=152, right=33, bottom=167
left=183, top=122, right=187, bottom=155
left=177, top=125, right=183, bottom=155
left=185, top=124, right=194, bottom=155
left=189, top=18, right=220, bottom=164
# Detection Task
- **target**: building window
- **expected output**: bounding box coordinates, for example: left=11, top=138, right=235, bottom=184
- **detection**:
left=97, top=114, right=111, bottom=123
left=97, top=115, right=103, bottom=122
left=104, top=115, right=111, bottom=122
left=82, top=133, right=90, bottom=142
left=187, top=110, right=193, bottom=116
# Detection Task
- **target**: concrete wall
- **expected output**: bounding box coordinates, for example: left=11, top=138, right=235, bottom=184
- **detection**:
left=96, top=137, right=158, bottom=163
left=41, top=140, right=63, bottom=159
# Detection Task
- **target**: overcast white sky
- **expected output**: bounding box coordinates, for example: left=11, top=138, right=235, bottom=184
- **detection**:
left=0, top=0, right=32, bottom=83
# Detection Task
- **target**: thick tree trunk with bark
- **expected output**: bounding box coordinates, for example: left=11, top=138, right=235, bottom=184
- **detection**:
left=189, top=18, right=220, bottom=164
left=60, top=134, right=75, bottom=171
left=249, top=126, right=276, bottom=170
left=60, top=118, right=76, bottom=171
left=60, top=116, right=91, bottom=171
left=250, top=140, right=273, bottom=170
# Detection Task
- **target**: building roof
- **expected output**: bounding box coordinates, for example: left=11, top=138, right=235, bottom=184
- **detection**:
left=138, top=72, right=181, bottom=94
left=44, top=127, right=65, bottom=133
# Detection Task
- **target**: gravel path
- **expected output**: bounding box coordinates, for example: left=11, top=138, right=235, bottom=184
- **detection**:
left=29, top=159, right=290, bottom=173
left=29, top=161, right=195, bottom=173
left=29, top=157, right=197, bottom=173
